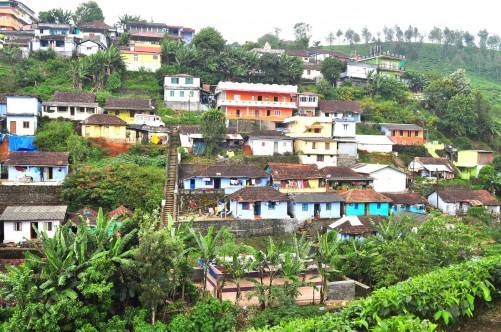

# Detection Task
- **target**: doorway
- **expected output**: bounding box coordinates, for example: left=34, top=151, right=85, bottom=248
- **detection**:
left=48, top=167, right=53, bottom=180
left=190, top=179, right=195, bottom=189
left=30, top=222, right=38, bottom=239
left=214, top=178, right=221, bottom=189
left=254, top=202, right=261, bottom=217
left=10, top=121, right=16, bottom=134
left=274, top=142, right=278, bottom=153
left=314, top=203, right=321, bottom=218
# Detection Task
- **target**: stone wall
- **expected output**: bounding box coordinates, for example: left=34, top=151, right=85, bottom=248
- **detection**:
left=178, top=190, right=225, bottom=214
left=0, top=185, right=64, bottom=214
left=326, top=280, right=355, bottom=301
left=178, top=218, right=298, bottom=237
left=227, top=119, right=275, bottom=134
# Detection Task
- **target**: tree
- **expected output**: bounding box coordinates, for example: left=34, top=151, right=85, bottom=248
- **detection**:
left=439, top=93, right=477, bottom=137
left=293, top=22, right=311, bottom=48
left=404, top=25, right=414, bottom=42
left=412, top=27, right=419, bottom=42
left=73, top=1, right=105, bottom=25
left=38, top=8, right=73, bottom=24
left=428, top=26, right=443, bottom=44
left=336, top=29, right=343, bottom=45
left=463, top=32, right=476, bottom=48
left=199, top=109, right=226, bottom=156
left=326, top=31, right=335, bottom=46
left=395, top=25, right=404, bottom=42
left=314, top=231, right=340, bottom=304
left=117, top=13, right=144, bottom=27
left=493, top=155, right=501, bottom=173
left=383, top=26, right=394, bottom=42
left=478, top=29, right=489, bottom=49
left=361, top=26, right=372, bottom=44
left=320, top=56, right=346, bottom=86
left=191, top=27, right=226, bottom=54
left=487, top=34, right=500, bottom=50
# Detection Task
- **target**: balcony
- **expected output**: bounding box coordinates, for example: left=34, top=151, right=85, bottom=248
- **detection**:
left=378, top=64, right=404, bottom=72
left=217, top=99, right=296, bottom=109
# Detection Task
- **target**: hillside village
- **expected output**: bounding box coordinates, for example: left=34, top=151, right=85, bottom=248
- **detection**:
left=0, top=0, right=501, bottom=331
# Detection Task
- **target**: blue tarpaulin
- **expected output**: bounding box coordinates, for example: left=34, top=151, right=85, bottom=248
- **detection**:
left=8, top=135, right=39, bottom=152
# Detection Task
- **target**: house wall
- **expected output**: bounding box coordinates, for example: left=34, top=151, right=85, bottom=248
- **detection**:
left=298, top=154, right=337, bottom=168
left=333, top=121, right=356, bottom=137
left=223, top=105, right=293, bottom=122
left=427, top=193, right=455, bottom=214
left=294, top=139, right=337, bottom=155
left=381, top=127, right=425, bottom=145
left=337, top=141, right=358, bottom=159
left=182, top=177, right=269, bottom=193
left=368, top=202, right=390, bottom=216
left=7, top=165, right=68, bottom=182
left=319, top=111, right=362, bottom=122
left=122, top=52, right=161, bottom=72
left=106, top=110, right=155, bottom=124
left=345, top=202, right=366, bottom=216
left=179, top=134, right=194, bottom=149
left=249, top=138, right=293, bottom=156
left=3, top=220, right=60, bottom=243
left=391, top=204, right=426, bottom=214
left=302, top=68, right=323, bottom=82
left=357, top=142, right=393, bottom=153
left=289, top=201, right=341, bottom=221
left=42, top=105, right=99, bottom=121
left=82, top=124, right=127, bottom=139
left=230, top=200, right=289, bottom=219
left=78, top=40, right=101, bottom=56
left=7, top=115, right=36, bottom=136
left=371, top=168, right=407, bottom=192
left=287, top=117, right=333, bottom=138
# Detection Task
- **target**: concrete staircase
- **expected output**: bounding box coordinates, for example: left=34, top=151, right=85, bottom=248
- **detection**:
left=162, top=130, right=179, bottom=223
left=296, top=221, right=313, bottom=240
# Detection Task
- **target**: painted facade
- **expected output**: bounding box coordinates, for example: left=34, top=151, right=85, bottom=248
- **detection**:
left=353, top=164, right=407, bottom=193
left=183, top=176, right=269, bottom=194
left=42, top=92, right=100, bottom=121
left=6, top=96, right=39, bottom=136
left=428, top=190, right=501, bottom=215
left=380, top=123, right=425, bottom=145
left=81, top=123, right=126, bottom=139
left=294, top=138, right=339, bottom=167
left=31, top=23, right=76, bottom=57
left=455, top=150, right=493, bottom=179
left=164, top=75, right=202, bottom=111
left=345, top=202, right=390, bottom=217
left=357, top=54, right=406, bottom=81
left=267, top=163, right=324, bottom=193
left=0, top=0, right=37, bottom=31
left=121, top=44, right=162, bottom=72
left=246, top=135, right=293, bottom=156
left=356, top=135, right=394, bottom=153
left=228, top=187, right=290, bottom=220
left=7, top=164, right=68, bottom=182
left=296, top=92, right=318, bottom=116
left=288, top=193, right=344, bottom=221
left=5, top=151, right=70, bottom=183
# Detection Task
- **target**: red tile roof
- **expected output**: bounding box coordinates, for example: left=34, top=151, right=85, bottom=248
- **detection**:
left=109, top=205, right=133, bottom=219
left=68, top=206, right=98, bottom=225
left=51, top=91, right=96, bottom=103
left=267, top=163, right=320, bottom=180
left=320, top=166, right=372, bottom=180
left=104, top=98, right=154, bottom=111
left=339, top=189, right=393, bottom=203
left=5, top=152, right=70, bottom=166
left=228, top=186, right=289, bottom=202
left=437, top=190, right=500, bottom=206
left=318, top=100, right=362, bottom=114
left=331, top=215, right=383, bottom=235
left=382, top=192, right=427, bottom=205
left=80, top=114, right=127, bottom=125
left=285, top=49, right=308, bottom=57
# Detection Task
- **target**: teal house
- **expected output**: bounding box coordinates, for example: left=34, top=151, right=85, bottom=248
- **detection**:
left=383, top=193, right=427, bottom=214
left=339, top=189, right=392, bottom=217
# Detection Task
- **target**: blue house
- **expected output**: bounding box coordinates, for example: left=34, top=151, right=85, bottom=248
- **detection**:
left=288, top=193, right=344, bottom=221
left=5, top=151, right=70, bottom=183
left=382, top=192, right=427, bottom=214
left=181, top=165, right=270, bottom=194
left=228, top=187, right=290, bottom=220
left=339, top=189, right=392, bottom=217
left=329, top=215, right=384, bottom=240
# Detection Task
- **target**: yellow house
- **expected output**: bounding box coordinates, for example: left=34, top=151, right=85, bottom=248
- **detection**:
left=80, top=114, right=127, bottom=140
left=104, top=98, right=155, bottom=124
left=121, top=43, right=161, bottom=72
left=283, top=116, right=333, bottom=138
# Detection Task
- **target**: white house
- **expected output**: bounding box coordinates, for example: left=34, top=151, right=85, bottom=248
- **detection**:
left=245, top=130, right=293, bottom=156
left=408, top=157, right=457, bottom=179
left=288, top=192, right=344, bottom=221
left=6, top=96, right=40, bottom=136
left=428, top=190, right=501, bottom=215
left=356, top=135, right=394, bottom=153
left=42, top=91, right=100, bottom=121
left=317, top=100, right=363, bottom=122
left=302, top=64, right=323, bottom=83
left=338, top=61, right=378, bottom=86
left=164, top=74, right=203, bottom=111
left=228, top=187, right=290, bottom=220
left=0, top=206, right=67, bottom=243
left=77, top=21, right=111, bottom=55
left=5, top=151, right=70, bottom=183
left=353, top=164, right=407, bottom=192
left=31, top=23, right=77, bottom=57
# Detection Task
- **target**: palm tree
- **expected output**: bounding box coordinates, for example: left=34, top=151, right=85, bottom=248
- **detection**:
left=314, top=231, right=341, bottom=304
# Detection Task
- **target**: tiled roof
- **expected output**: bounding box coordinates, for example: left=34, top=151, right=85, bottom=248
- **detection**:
left=0, top=205, right=67, bottom=221
left=320, top=166, right=372, bottom=180
left=129, top=32, right=163, bottom=38
left=329, top=215, right=383, bottom=235
left=313, top=50, right=350, bottom=58
left=78, top=21, right=112, bottom=31
left=285, top=49, right=308, bottom=57
left=304, top=64, right=321, bottom=70
left=0, top=93, right=8, bottom=103
left=51, top=91, right=96, bottom=103
left=437, top=190, right=500, bottom=206
left=80, top=114, right=126, bottom=125
left=228, top=187, right=289, bottom=202
left=178, top=125, right=200, bottom=135
left=104, top=98, right=154, bottom=111
left=5, top=152, right=70, bottom=166
left=289, top=192, right=344, bottom=203
left=382, top=192, right=427, bottom=205
left=68, top=206, right=98, bottom=225
left=247, top=130, right=292, bottom=139
left=414, top=157, right=457, bottom=173
left=318, top=100, right=362, bottom=113
left=267, top=163, right=320, bottom=180
left=182, top=165, right=269, bottom=179
left=380, top=123, right=423, bottom=131
left=109, top=205, right=133, bottom=219
left=339, top=189, right=393, bottom=203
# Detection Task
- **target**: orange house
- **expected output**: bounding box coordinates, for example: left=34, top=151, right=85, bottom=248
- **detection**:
left=215, top=82, right=298, bottom=128
left=0, top=1, right=37, bottom=31
left=380, top=123, right=425, bottom=145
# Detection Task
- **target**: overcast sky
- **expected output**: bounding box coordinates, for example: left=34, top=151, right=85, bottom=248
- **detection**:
left=28, top=0, right=500, bottom=45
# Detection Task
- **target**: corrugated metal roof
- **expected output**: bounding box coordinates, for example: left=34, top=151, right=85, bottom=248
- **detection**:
left=0, top=206, right=67, bottom=221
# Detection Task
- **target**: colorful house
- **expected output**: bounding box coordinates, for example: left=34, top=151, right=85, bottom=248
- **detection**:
left=428, top=190, right=500, bottom=215
left=408, top=157, right=458, bottom=179
left=42, top=92, right=100, bottom=121
left=329, top=215, right=383, bottom=240
left=0, top=206, right=67, bottom=243
left=121, top=43, right=162, bottom=72
left=383, top=192, right=428, bottom=214
left=181, top=165, right=270, bottom=194
left=356, top=52, right=406, bottom=81
left=266, top=163, right=324, bottom=193
left=109, top=205, right=133, bottom=222
left=164, top=74, right=203, bottom=111
left=80, top=114, right=127, bottom=140
left=178, top=125, right=243, bottom=152
left=319, top=166, right=373, bottom=190
left=5, top=151, right=69, bottom=182
left=317, top=100, right=363, bottom=122
left=215, top=82, right=298, bottom=128
left=380, top=123, right=425, bottom=145
left=244, top=130, right=294, bottom=156
left=104, top=98, right=155, bottom=124
left=6, top=95, right=40, bottom=136
left=339, top=189, right=392, bottom=217
left=228, top=187, right=290, bottom=220
left=454, top=150, right=493, bottom=179
left=0, top=0, right=37, bottom=31
left=352, top=164, right=407, bottom=193
left=284, top=116, right=333, bottom=138
left=288, top=192, right=344, bottom=221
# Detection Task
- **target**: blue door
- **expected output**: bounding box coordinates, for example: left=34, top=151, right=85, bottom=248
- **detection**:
left=254, top=202, right=261, bottom=216
left=190, top=179, right=195, bottom=189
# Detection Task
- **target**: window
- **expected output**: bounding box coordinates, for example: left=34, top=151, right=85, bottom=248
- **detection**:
left=407, top=130, right=411, bottom=137
left=257, top=96, right=263, bottom=101
left=325, top=142, right=330, bottom=150
left=400, top=130, right=404, bottom=136
left=129, top=111, right=135, bottom=117
left=23, top=121, right=29, bottom=129
left=283, top=142, right=287, bottom=147
left=415, top=130, right=419, bottom=137
left=114, top=111, right=119, bottom=116
left=153, top=54, right=158, bottom=60
left=307, top=69, right=311, bottom=75
left=274, top=96, right=278, bottom=102
left=274, top=110, right=281, bottom=116
left=85, top=126, right=90, bottom=136
left=234, top=94, right=241, bottom=100
left=354, top=203, right=359, bottom=209
left=377, top=203, right=381, bottom=209
left=170, top=90, right=175, bottom=97
left=236, top=109, right=241, bottom=117
left=133, top=54, right=138, bottom=61
left=268, top=202, right=276, bottom=210
left=317, top=155, right=324, bottom=162
left=242, top=203, right=250, bottom=210
left=171, top=77, right=179, bottom=84
left=185, top=77, right=193, bottom=84
left=302, top=204, right=308, bottom=211
left=312, top=142, right=317, bottom=149
left=47, top=222, right=53, bottom=231
left=55, top=40, right=64, bottom=47
left=189, top=91, right=194, bottom=97
left=262, top=142, right=266, bottom=146
left=343, top=124, right=348, bottom=130
left=392, top=130, right=396, bottom=136
left=314, top=128, right=320, bottom=133
left=180, top=91, right=185, bottom=97
left=253, top=110, right=260, bottom=117
left=326, top=203, right=332, bottom=210
left=229, top=178, right=240, bottom=186
left=13, top=222, right=22, bottom=231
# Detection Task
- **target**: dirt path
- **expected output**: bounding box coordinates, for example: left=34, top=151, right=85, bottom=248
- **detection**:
left=452, top=298, right=501, bottom=332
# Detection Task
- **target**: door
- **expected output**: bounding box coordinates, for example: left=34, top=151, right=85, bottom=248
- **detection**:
left=314, top=203, right=321, bottom=218
left=254, top=202, right=261, bottom=217
left=30, top=222, right=38, bottom=239
left=190, top=179, right=195, bottom=189
left=70, top=107, right=75, bottom=116
left=214, top=178, right=221, bottom=189
left=10, top=121, right=16, bottom=134
left=274, top=142, right=278, bottom=154
left=48, top=167, right=53, bottom=180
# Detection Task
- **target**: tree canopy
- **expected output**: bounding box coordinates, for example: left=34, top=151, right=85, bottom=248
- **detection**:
left=73, top=1, right=105, bottom=25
